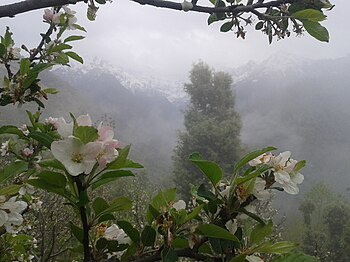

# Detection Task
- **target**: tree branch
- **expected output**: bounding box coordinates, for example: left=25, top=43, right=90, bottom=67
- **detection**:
left=130, top=0, right=297, bottom=15
left=0, top=0, right=85, bottom=18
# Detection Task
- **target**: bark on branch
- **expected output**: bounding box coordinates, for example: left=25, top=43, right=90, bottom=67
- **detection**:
left=0, top=0, right=85, bottom=18
left=0, top=0, right=297, bottom=18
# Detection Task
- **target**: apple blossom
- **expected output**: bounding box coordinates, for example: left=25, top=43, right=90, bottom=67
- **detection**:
left=253, top=177, right=270, bottom=200
left=173, top=200, right=186, bottom=211
left=0, top=140, right=9, bottom=156
left=249, top=153, right=272, bottom=167
left=96, top=125, right=119, bottom=168
left=43, top=8, right=61, bottom=24
left=104, top=224, right=131, bottom=244
left=22, top=147, right=34, bottom=158
left=63, top=6, right=78, bottom=30
left=51, top=136, right=101, bottom=176
left=18, top=124, right=29, bottom=136
left=0, top=196, right=27, bottom=233
left=181, top=0, right=193, bottom=12
left=225, top=219, right=238, bottom=235
left=45, top=117, right=59, bottom=129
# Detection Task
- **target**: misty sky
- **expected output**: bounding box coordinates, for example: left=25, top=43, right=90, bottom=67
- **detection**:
left=1, top=0, right=349, bottom=80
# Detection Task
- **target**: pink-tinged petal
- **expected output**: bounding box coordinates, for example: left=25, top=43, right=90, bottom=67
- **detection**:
left=57, top=117, right=73, bottom=137
left=98, top=126, right=114, bottom=142
left=77, top=114, right=92, bottom=127
left=98, top=157, right=108, bottom=169
left=83, top=160, right=96, bottom=174
left=83, top=142, right=102, bottom=161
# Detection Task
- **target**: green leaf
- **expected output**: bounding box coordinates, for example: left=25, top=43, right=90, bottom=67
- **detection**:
left=161, top=247, right=178, bottom=262
left=220, top=21, right=234, bottom=32
left=292, top=9, right=327, bottom=22
left=272, top=252, right=318, bottom=262
left=302, top=20, right=329, bottom=42
left=107, top=145, right=131, bottom=169
left=255, top=241, right=298, bottom=254
left=98, top=213, right=115, bottom=223
left=106, top=197, right=132, bottom=213
left=255, top=21, right=264, bottom=30
left=294, top=160, right=306, bottom=172
left=32, top=63, right=53, bottom=74
left=233, top=147, right=276, bottom=175
left=208, top=13, right=219, bottom=25
left=69, top=222, right=84, bottom=243
left=197, top=184, right=219, bottom=202
left=238, top=207, right=265, bottom=225
left=197, top=224, right=240, bottom=242
left=51, top=43, right=72, bottom=52
left=147, top=204, right=160, bottom=223
left=0, top=161, right=27, bottom=184
left=95, top=0, right=107, bottom=3
left=73, top=24, right=87, bottom=32
left=92, top=197, right=110, bottom=216
left=74, top=126, right=98, bottom=144
left=146, top=188, right=176, bottom=223
left=65, top=51, right=84, bottom=64
left=229, top=254, right=247, bottom=262
left=235, top=164, right=271, bottom=185
left=39, top=159, right=66, bottom=172
left=185, top=204, right=203, bottom=223
left=64, top=35, right=85, bottom=43
left=0, top=125, right=25, bottom=137
left=0, top=184, right=21, bottom=196
left=96, top=238, right=108, bottom=250
left=55, top=53, right=69, bottom=65
left=20, top=59, right=31, bottom=76
left=27, top=171, right=67, bottom=198
left=190, top=152, right=222, bottom=186
left=0, top=43, right=5, bottom=56
left=250, top=220, right=273, bottom=245
left=92, top=170, right=134, bottom=190
left=42, top=88, right=59, bottom=94
left=117, top=221, right=140, bottom=244
left=28, top=131, right=54, bottom=149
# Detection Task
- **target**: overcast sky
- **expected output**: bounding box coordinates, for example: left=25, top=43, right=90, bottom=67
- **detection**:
left=1, top=0, right=349, bottom=80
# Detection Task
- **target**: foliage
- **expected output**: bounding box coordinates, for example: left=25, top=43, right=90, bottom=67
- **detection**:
left=173, top=62, right=242, bottom=199
left=298, top=183, right=350, bottom=261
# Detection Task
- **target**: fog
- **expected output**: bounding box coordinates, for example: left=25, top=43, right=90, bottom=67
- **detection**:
left=1, top=0, right=350, bottom=260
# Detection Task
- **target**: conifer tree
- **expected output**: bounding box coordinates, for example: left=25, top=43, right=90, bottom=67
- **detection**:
left=173, top=62, right=242, bottom=198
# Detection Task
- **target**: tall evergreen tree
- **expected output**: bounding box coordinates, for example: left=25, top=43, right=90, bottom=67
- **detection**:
left=173, top=62, right=242, bottom=198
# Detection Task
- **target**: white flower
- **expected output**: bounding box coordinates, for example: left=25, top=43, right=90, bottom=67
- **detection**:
left=252, top=177, right=270, bottom=200
left=45, top=117, right=59, bottom=129
left=96, top=125, right=119, bottom=169
left=63, top=6, right=78, bottom=30
left=249, top=153, right=272, bottom=167
left=104, top=224, right=131, bottom=244
left=272, top=152, right=304, bottom=195
left=18, top=124, right=29, bottom=136
left=43, top=8, right=61, bottom=24
left=221, top=185, right=231, bottom=199
left=51, top=136, right=101, bottom=176
left=246, top=255, right=264, bottom=262
left=225, top=219, right=237, bottom=235
left=181, top=0, right=193, bottom=11
left=76, top=114, right=92, bottom=127
left=19, top=185, right=35, bottom=196
left=173, top=200, right=186, bottom=211
left=0, top=196, right=27, bottom=233
left=8, top=47, right=21, bottom=59
left=22, top=147, right=34, bottom=158
left=1, top=140, right=10, bottom=156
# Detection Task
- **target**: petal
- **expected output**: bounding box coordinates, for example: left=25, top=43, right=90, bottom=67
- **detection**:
left=0, top=210, right=8, bottom=226
left=51, top=139, right=77, bottom=163
left=225, top=219, right=237, bottom=235
left=77, top=114, right=92, bottom=126
left=274, top=170, right=291, bottom=184
left=83, top=142, right=102, bottom=161
left=283, top=182, right=299, bottom=195
left=64, top=160, right=85, bottom=176
left=7, top=212, right=24, bottom=225
left=57, top=117, right=73, bottom=138
left=98, top=126, right=114, bottom=142
left=173, top=200, right=186, bottom=211
left=292, top=172, right=304, bottom=185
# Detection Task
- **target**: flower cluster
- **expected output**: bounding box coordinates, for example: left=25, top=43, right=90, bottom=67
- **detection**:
left=43, top=6, right=77, bottom=30
left=50, top=114, right=119, bottom=176
left=0, top=196, right=27, bottom=233
left=249, top=151, right=304, bottom=194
